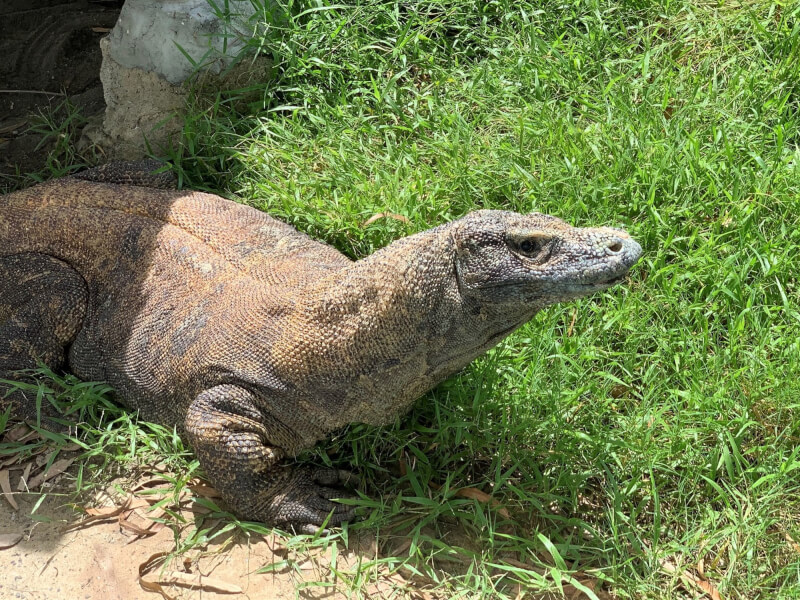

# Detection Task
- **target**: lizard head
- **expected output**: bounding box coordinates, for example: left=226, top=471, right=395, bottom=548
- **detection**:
left=451, top=210, right=641, bottom=307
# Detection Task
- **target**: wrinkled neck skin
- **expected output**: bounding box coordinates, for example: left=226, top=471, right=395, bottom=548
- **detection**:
left=338, top=227, right=538, bottom=365
left=291, top=226, right=540, bottom=428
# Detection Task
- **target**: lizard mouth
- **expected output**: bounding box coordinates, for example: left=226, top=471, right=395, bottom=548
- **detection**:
left=598, top=273, right=628, bottom=286
left=571, top=273, right=630, bottom=292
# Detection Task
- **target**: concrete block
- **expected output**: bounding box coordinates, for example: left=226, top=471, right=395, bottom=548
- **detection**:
left=81, top=0, right=272, bottom=159
left=109, top=0, right=262, bottom=84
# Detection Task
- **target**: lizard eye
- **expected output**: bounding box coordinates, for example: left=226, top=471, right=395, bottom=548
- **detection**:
left=508, top=233, right=557, bottom=262
left=519, top=239, right=541, bottom=254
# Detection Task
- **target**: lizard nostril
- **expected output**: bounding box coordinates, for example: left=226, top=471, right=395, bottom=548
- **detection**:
left=607, top=240, right=623, bottom=253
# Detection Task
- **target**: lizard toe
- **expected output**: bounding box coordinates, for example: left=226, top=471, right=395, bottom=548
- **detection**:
left=270, top=493, right=357, bottom=528
left=265, top=467, right=360, bottom=527
left=311, top=467, right=361, bottom=489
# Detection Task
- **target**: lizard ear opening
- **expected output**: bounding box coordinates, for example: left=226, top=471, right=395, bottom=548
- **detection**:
left=451, top=218, right=505, bottom=257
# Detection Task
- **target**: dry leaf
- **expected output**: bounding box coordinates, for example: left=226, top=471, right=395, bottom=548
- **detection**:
left=660, top=558, right=723, bottom=600
left=119, top=517, right=157, bottom=537
left=122, top=504, right=167, bottom=542
left=693, top=578, right=722, bottom=600
left=0, top=533, right=22, bottom=549
left=362, top=212, right=411, bottom=227
left=25, top=457, right=74, bottom=489
left=0, top=455, right=20, bottom=469
left=389, top=537, right=413, bottom=557
left=17, top=430, right=42, bottom=444
left=62, top=496, right=140, bottom=533
left=188, top=504, right=213, bottom=515
left=187, top=483, right=222, bottom=498
left=134, top=505, right=167, bottom=538
left=157, top=571, right=243, bottom=594
left=0, top=120, right=28, bottom=135
left=139, top=551, right=243, bottom=597
left=501, top=557, right=547, bottom=576
left=85, top=497, right=150, bottom=517
left=562, top=575, right=613, bottom=600
left=503, top=558, right=608, bottom=599
left=0, top=469, right=18, bottom=510
left=410, top=589, right=440, bottom=600
left=139, top=551, right=177, bottom=600
left=454, top=487, right=511, bottom=519
left=660, top=557, right=678, bottom=574
left=129, top=476, right=174, bottom=493
left=141, top=505, right=166, bottom=520
left=84, top=505, right=127, bottom=518
left=4, top=424, right=32, bottom=442
left=119, top=505, right=164, bottom=539
left=567, top=308, right=578, bottom=337
left=16, top=462, right=32, bottom=491
left=786, top=533, right=800, bottom=554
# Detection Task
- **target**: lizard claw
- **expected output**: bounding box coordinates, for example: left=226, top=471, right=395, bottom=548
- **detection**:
left=265, top=466, right=361, bottom=528
left=311, top=467, right=361, bottom=489
left=294, top=523, right=331, bottom=536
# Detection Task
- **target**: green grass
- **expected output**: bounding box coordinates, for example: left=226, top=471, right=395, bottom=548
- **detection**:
left=3, top=0, right=800, bottom=598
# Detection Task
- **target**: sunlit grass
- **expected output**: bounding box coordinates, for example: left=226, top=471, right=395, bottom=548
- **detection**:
left=3, top=0, right=799, bottom=598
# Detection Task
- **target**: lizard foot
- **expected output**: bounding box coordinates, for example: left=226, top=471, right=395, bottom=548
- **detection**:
left=185, top=387, right=363, bottom=528
left=267, top=466, right=361, bottom=528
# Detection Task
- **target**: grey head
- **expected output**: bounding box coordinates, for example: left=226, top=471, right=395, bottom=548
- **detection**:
left=450, top=210, right=642, bottom=308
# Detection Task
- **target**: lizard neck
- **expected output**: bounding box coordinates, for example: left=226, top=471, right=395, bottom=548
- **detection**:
left=271, top=226, right=537, bottom=429
left=303, top=226, right=461, bottom=353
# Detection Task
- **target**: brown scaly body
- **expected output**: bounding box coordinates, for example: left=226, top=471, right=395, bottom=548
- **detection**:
left=0, top=162, right=641, bottom=527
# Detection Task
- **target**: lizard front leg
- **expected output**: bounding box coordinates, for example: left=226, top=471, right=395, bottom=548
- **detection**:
left=185, top=385, right=358, bottom=527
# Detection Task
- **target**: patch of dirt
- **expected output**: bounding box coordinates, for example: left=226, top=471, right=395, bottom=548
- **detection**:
left=0, top=421, right=608, bottom=599
left=0, top=0, right=123, bottom=176
left=0, top=469, right=413, bottom=600
left=0, top=494, right=359, bottom=599
left=0, top=422, right=441, bottom=599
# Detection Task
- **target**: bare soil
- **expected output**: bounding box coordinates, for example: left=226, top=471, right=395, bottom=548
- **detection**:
left=0, top=455, right=412, bottom=600
left=0, top=0, right=122, bottom=177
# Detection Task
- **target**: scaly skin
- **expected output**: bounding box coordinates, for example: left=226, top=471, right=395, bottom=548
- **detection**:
left=0, top=162, right=641, bottom=527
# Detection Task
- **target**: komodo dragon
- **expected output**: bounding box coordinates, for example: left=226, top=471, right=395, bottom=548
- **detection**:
left=0, top=161, right=641, bottom=528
